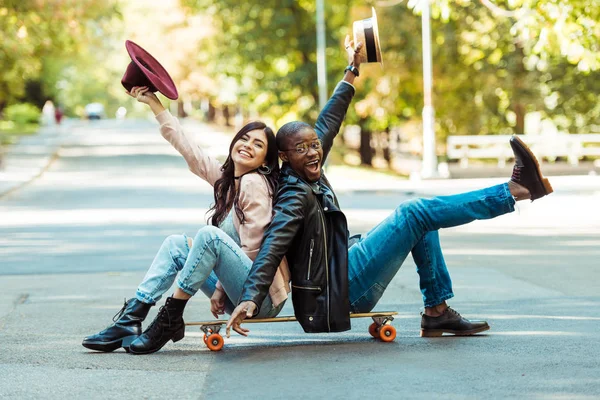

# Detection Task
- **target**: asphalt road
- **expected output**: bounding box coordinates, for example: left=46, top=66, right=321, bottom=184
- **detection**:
left=1, top=119, right=599, bottom=399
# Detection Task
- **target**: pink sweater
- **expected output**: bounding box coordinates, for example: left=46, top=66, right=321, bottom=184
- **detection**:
left=156, top=110, right=290, bottom=307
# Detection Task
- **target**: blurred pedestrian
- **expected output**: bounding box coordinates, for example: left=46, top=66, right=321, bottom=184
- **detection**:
left=41, top=100, right=55, bottom=126
left=54, top=106, right=63, bottom=125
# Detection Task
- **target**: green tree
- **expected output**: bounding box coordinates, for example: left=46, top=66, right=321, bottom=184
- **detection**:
left=0, top=0, right=122, bottom=114
left=182, top=0, right=353, bottom=126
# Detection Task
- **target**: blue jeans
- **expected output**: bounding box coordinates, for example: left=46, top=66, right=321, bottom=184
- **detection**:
left=347, top=183, right=515, bottom=311
left=135, top=225, right=284, bottom=318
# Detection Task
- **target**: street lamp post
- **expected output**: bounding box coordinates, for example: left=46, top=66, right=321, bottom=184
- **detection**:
left=420, top=0, right=439, bottom=178
left=316, top=0, right=328, bottom=110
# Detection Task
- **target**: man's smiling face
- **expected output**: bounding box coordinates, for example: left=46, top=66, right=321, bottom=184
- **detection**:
left=279, top=127, right=323, bottom=183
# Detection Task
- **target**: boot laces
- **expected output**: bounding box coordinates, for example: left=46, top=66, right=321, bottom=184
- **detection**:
left=511, top=165, right=522, bottom=182
left=446, top=307, right=461, bottom=319
left=111, top=298, right=129, bottom=323
left=145, top=305, right=172, bottom=337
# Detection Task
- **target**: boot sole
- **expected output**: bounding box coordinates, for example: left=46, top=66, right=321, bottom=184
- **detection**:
left=82, top=335, right=138, bottom=352
left=128, top=328, right=185, bottom=355
left=420, top=324, right=490, bottom=337
left=511, top=135, right=554, bottom=200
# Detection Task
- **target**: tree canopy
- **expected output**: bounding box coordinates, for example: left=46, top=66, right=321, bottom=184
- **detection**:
left=2, top=0, right=599, bottom=156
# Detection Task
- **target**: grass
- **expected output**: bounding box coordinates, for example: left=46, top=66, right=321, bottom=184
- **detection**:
left=0, top=121, right=39, bottom=145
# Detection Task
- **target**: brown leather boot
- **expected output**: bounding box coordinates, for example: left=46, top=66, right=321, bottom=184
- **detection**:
left=421, top=307, right=489, bottom=337
left=509, top=135, right=553, bottom=201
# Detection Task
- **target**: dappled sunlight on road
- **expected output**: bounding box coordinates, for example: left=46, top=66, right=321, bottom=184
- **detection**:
left=443, top=248, right=600, bottom=256
left=489, top=331, right=587, bottom=336
left=0, top=208, right=209, bottom=227
left=474, top=314, right=600, bottom=321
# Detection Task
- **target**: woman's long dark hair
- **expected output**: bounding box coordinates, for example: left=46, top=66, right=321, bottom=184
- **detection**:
left=208, top=121, right=279, bottom=227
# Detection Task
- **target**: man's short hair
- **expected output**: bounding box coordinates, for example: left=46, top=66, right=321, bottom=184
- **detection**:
left=276, top=121, right=313, bottom=151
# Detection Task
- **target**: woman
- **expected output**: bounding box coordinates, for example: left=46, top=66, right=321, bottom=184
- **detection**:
left=82, top=87, right=290, bottom=355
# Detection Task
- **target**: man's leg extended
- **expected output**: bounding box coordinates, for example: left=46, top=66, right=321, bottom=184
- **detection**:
left=347, top=184, right=515, bottom=324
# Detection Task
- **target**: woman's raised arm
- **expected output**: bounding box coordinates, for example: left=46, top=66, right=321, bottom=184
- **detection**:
left=127, top=86, right=222, bottom=186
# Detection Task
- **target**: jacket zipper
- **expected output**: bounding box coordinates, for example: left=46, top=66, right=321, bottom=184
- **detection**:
left=317, top=204, right=330, bottom=332
left=292, top=284, right=321, bottom=291
left=306, top=239, right=315, bottom=280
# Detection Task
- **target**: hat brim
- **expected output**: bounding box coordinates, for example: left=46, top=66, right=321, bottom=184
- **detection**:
left=125, top=40, right=179, bottom=100
left=353, top=7, right=383, bottom=65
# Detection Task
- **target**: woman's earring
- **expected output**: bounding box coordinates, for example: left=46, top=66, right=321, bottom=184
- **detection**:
left=258, top=165, right=272, bottom=175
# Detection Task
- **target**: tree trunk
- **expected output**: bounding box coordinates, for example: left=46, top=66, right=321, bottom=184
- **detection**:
left=177, top=100, right=187, bottom=118
left=382, top=127, right=392, bottom=165
left=207, top=102, right=216, bottom=122
left=514, top=103, right=525, bottom=135
left=359, top=118, right=373, bottom=166
left=512, top=44, right=527, bottom=135
left=223, top=105, right=231, bottom=127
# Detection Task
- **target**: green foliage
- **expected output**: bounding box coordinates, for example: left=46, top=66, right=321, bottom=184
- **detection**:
left=183, top=0, right=352, bottom=126
left=3, top=103, right=40, bottom=125
left=345, top=0, right=600, bottom=143
left=3, top=0, right=598, bottom=158
left=0, top=0, right=122, bottom=113
left=421, top=0, right=600, bottom=135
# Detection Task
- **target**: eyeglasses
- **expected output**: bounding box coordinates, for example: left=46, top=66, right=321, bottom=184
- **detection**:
left=283, top=139, right=322, bottom=155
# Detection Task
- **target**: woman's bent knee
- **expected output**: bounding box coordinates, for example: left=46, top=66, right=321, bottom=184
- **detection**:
left=194, top=225, right=224, bottom=242
left=164, top=234, right=187, bottom=249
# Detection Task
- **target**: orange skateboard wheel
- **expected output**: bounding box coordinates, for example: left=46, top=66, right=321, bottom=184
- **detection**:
left=203, top=334, right=208, bottom=344
left=379, top=325, right=396, bottom=342
left=368, top=322, right=379, bottom=338
left=206, top=333, right=224, bottom=351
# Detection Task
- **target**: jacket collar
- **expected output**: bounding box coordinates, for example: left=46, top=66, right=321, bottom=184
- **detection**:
left=281, top=163, right=340, bottom=209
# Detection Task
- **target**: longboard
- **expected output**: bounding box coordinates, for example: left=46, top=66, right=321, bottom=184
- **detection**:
left=185, top=311, right=398, bottom=351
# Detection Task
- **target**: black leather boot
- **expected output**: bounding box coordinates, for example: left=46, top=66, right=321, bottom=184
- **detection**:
left=129, top=296, right=188, bottom=355
left=420, top=307, right=489, bottom=337
left=509, top=135, right=553, bottom=201
left=82, top=298, right=153, bottom=352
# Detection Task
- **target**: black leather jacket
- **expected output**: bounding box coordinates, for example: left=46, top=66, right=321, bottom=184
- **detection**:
left=239, top=81, right=355, bottom=333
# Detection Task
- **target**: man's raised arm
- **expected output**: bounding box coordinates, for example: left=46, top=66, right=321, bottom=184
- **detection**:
left=316, top=36, right=363, bottom=162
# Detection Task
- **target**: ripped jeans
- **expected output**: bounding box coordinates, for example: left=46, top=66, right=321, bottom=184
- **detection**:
left=135, top=225, right=284, bottom=318
left=347, top=183, right=515, bottom=311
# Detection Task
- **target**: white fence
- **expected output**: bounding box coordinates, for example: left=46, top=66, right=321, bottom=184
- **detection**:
left=447, top=134, right=600, bottom=167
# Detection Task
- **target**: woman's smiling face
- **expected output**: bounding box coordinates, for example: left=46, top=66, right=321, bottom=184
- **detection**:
left=230, top=129, right=269, bottom=174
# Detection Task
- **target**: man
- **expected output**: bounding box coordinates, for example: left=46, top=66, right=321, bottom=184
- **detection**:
left=226, top=38, right=553, bottom=338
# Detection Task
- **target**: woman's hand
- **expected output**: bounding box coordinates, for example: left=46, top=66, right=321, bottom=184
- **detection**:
left=210, top=287, right=227, bottom=319
left=126, top=86, right=165, bottom=116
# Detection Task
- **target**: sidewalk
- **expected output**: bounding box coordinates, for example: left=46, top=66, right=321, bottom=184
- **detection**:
left=0, top=122, right=69, bottom=198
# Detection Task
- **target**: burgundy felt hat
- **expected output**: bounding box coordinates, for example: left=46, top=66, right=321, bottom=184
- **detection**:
left=121, top=40, right=179, bottom=100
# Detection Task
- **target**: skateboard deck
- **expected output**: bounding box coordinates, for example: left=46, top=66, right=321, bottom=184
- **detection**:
left=186, top=311, right=398, bottom=351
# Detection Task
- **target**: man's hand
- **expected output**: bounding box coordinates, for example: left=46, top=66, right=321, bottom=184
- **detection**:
left=344, top=35, right=364, bottom=69
left=210, top=287, right=227, bottom=319
left=226, top=301, right=257, bottom=338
